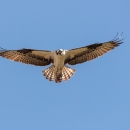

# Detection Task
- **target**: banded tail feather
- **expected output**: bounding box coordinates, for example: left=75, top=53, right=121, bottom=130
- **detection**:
left=42, top=65, right=75, bottom=83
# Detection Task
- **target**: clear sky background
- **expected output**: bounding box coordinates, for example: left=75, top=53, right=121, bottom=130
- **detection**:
left=0, top=0, right=129, bottom=130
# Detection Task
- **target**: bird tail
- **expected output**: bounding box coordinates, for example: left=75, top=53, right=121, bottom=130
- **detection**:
left=61, top=65, right=76, bottom=82
left=42, top=65, right=76, bottom=83
left=42, top=65, right=55, bottom=81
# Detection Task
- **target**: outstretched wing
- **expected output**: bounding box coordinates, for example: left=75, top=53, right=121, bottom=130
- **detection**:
left=0, top=48, right=54, bottom=66
left=65, top=37, right=123, bottom=65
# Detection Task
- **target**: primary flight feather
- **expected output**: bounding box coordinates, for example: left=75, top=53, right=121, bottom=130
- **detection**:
left=0, top=35, right=123, bottom=83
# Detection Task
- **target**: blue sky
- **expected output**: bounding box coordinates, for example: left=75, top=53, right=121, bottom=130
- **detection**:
left=0, top=0, right=130, bottom=130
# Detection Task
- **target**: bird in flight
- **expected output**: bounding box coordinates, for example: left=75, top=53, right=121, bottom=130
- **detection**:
left=0, top=35, right=123, bottom=83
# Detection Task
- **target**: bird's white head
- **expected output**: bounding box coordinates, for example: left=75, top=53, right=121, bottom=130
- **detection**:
left=55, top=49, right=67, bottom=55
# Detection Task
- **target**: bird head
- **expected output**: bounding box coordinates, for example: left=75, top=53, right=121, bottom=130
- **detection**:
left=56, top=49, right=66, bottom=55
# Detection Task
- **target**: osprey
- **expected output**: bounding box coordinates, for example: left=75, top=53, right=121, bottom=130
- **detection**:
left=0, top=35, right=123, bottom=83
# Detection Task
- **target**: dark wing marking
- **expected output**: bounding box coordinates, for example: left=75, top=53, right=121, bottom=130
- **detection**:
left=0, top=48, right=54, bottom=66
left=65, top=37, right=123, bottom=65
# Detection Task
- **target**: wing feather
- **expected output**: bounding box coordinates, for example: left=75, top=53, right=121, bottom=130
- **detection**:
left=65, top=37, right=123, bottom=65
left=0, top=48, right=54, bottom=66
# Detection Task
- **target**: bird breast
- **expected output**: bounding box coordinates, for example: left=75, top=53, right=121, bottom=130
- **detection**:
left=53, top=53, right=66, bottom=70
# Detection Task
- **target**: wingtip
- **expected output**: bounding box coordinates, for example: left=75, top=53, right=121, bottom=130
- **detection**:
left=0, top=47, right=6, bottom=50
left=111, top=32, right=124, bottom=45
left=0, top=47, right=7, bottom=54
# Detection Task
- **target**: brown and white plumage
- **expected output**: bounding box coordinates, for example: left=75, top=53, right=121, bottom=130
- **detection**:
left=65, top=37, right=123, bottom=65
left=0, top=35, right=123, bottom=83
